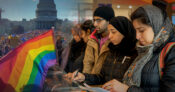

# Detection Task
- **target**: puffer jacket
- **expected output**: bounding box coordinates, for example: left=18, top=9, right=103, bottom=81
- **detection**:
left=127, top=35, right=175, bottom=92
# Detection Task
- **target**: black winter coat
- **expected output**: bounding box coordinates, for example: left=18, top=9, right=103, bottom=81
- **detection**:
left=128, top=35, right=175, bottom=92
left=64, top=39, right=86, bottom=73
left=84, top=48, right=137, bottom=85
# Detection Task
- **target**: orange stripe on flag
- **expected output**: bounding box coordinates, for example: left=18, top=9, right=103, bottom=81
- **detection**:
left=1, top=30, right=55, bottom=92
left=5, top=36, right=54, bottom=91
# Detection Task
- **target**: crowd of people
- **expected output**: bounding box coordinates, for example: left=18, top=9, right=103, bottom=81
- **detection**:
left=0, top=30, right=68, bottom=58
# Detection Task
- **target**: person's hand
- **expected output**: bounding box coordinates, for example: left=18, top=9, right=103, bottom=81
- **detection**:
left=72, top=71, right=85, bottom=82
left=64, top=73, right=73, bottom=79
left=63, top=73, right=73, bottom=83
left=102, top=79, right=129, bottom=92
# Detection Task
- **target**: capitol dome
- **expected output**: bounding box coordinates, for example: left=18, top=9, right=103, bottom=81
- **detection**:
left=35, top=0, right=57, bottom=30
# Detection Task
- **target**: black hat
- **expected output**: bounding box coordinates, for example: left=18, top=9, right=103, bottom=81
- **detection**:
left=93, top=6, right=115, bottom=21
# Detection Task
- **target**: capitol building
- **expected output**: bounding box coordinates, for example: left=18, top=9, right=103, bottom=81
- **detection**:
left=35, top=0, right=58, bottom=29
left=0, top=0, right=174, bottom=35
left=0, top=0, right=62, bottom=34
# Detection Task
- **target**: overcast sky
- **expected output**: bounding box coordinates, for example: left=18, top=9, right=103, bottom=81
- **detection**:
left=0, top=0, right=79, bottom=21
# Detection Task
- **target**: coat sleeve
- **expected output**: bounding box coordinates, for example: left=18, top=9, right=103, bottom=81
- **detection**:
left=127, top=46, right=175, bottom=92
left=160, top=46, right=175, bottom=92
left=72, top=53, right=85, bottom=72
left=83, top=61, right=107, bottom=85
left=82, top=45, right=95, bottom=74
left=84, top=73, right=104, bottom=85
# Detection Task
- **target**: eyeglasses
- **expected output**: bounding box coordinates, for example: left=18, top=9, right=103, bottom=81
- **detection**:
left=93, top=18, right=104, bottom=23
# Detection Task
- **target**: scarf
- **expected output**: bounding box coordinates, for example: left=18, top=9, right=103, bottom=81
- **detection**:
left=123, top=5, right=173, bottom=86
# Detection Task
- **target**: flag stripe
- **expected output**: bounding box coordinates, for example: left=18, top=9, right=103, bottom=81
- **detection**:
left=32, top=52, right=56, bottom=92
left=40, top=59, right=56, bottom=85
left=15, top=45, right=55, bottom=91
left=0, top=30, right=56, bottom=92
left=0, top=47, right=22, bottom=90
left=22, top=51, right=56, bottom=92
left=31, top=59, right=56, bottom=92
left=27, top=51, right=54, bottom=84
left=6, top=36, right=54, bottom=91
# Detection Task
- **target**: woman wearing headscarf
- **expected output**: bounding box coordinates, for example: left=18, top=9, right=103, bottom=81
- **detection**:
left=102, top=1, right=175, bottom=92
left=66, top=16, right=137, bottom=85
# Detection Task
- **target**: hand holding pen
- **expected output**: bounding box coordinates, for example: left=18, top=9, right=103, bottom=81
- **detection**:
left=72, top=69, right=85, bottom=82
left=73, top=69, right=79, bottom=78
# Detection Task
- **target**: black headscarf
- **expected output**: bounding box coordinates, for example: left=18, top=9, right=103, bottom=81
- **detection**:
left=108, top=16, right=137, bottom=55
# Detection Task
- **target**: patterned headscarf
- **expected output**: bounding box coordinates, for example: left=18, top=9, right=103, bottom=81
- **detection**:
left=123, top=5, right=174, bottom=86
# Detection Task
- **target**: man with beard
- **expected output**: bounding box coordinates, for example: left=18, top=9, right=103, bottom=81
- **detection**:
left=82, top=6, right=115, bottom=74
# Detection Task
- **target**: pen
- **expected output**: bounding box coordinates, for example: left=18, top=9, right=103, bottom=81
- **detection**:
left=74, top=69, right=79, bottom=78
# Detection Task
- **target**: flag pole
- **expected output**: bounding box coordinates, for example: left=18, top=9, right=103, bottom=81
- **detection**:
left=51, top=26, right=59, bottom=66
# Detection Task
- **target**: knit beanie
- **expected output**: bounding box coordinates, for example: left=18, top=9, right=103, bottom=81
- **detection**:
left=93, top=6, right=115, bottom=21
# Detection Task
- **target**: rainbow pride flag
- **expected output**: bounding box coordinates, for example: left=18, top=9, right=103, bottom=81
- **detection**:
left=0, top=30, right=57, bottom=92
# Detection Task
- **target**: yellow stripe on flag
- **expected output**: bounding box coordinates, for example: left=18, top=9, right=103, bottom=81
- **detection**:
left=5, top=36, right=54, bottom=92
left=15, top=45, right=55, bottom=92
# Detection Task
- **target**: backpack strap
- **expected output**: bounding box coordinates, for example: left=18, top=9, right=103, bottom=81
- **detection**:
left=159, top=42, right=175, bottom=78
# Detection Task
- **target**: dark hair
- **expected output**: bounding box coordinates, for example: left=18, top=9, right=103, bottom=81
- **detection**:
left=152, top=0, right=168, bottom=20
left=80, top=20, right=95, bottom=33
left=131, top=0, right=168, bottom=25
left=131, top=7, right=150, bottom=26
